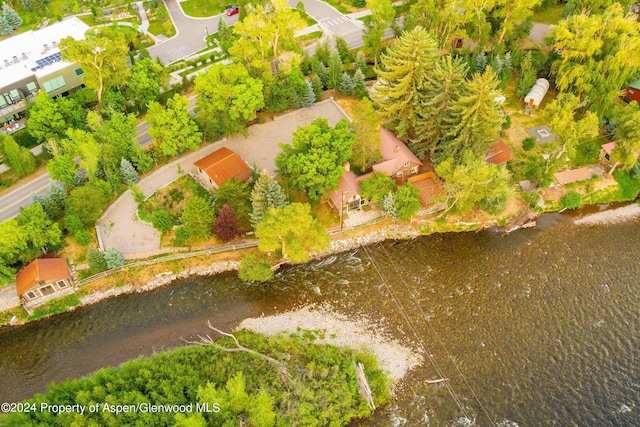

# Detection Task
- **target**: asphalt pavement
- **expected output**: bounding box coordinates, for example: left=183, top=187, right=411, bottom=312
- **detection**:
left=0, top=173, right=52, bottom=221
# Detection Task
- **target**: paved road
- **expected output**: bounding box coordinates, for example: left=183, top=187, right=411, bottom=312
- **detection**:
left=147, top=0, right=239, bottom=64
left=0, top=173, right=52, bottom=220
left=291, top=0, right=364, bottom=48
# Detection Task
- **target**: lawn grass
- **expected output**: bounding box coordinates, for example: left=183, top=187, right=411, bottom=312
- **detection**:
left=321, top=0, right=351, bottom=14
left=532, top=3, right=565, bottom=25
left=180, top=0, right=226, bottom=17
left=297, top=31, right=323, bottom=47
left=147, top=1, right=176, bottom=37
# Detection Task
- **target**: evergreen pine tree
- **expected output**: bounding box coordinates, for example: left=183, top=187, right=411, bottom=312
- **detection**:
left=31, top=192, right=46, bottom=210
left=45, top=183, right=67, bottom=220
left=311, top=75, right=323, bottom=100
left=104, top=247, right=125, bottom=269
left=301, top=81, right=316, bottom=107
left=381, top=191, right=397, bottom=220
left=354, top=51, right=367, bottom=74
left=0, top=15, right=10, bottom=36
left=338, top=72, right=354, bottom=95
left=250, top=172, right=288, bottom=229
left=2, top=4, right=22, bottom=29
left=475, top=52, right=487, bottom=74
left=327, top=50, right=343, bottom=90
left=313, top=60, right=328, bottom=88
left=352, top=69, right=366, bottom=97
left=120, top=158, right=139, bottom=185
left=88, top=247, right=107, bottom=274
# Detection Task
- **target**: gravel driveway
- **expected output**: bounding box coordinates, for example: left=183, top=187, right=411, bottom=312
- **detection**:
left=98, top=99, right=351, bottom=256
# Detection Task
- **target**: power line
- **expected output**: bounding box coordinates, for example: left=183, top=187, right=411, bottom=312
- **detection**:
left=361, top=244, right=474, bottom=422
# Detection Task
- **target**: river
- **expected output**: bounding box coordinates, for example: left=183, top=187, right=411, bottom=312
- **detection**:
left=0, top=209, right=639, bottom=426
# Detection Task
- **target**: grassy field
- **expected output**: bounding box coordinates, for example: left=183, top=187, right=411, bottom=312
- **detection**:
left=146, top=0, right=176, bottom=37
left=180, top=0, right=226, bottom=17
left=532, top=3, right=565, bottom=25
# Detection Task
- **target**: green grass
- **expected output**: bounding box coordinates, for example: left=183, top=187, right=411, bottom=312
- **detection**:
left=147, top=1, right=176, bottom=37
left=532, top=3, right=565, bottom=25
left=27, top=293, right=81, bottom=321
left=321, top=0, right=350, bottom=14
left=613, top=169, right=640, bottom=200
left=296, top=30, right=323, bottom=47
left=298, top=9, right=317, bottom=26
left=180, top=0, right=226, bottom=17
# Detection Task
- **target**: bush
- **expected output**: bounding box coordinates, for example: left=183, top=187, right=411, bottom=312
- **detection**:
left=560, top=192, right=582, bottom=209
left=63, top=214, right=84, bottom=234
left=238, top=254, right=274, bottom=282
left=104, top=247, right=125, bottom=269
left=522, top=136, right=536, bottom=151
left=74, top=230, right=92, bottom=246
left=151, top=209, right=175, bottom=234
left=502, top=114, right=512, bottom=130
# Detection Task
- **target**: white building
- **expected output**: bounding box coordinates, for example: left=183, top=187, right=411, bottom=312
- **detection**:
left=0, top=17, right=90, bottom=125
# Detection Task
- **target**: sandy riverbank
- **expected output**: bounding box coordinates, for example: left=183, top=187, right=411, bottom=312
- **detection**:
left=237, top=304, right=423, bottom=385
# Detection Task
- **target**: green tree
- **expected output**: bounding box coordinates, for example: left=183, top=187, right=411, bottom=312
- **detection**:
left=610, top=102, right=640, bottom=172
left=104, top=247, right=125, bottom=269
left=267, top=0, right=306, bottom=69
left=371, top=27, right=440, bottom=142
left=87, top=247, right=107, bottom=274
left=65, top=184, right=110, bottom=225
left=313, top=60, right=328, bottom=88
left=59, top=27, right=131, bottom=104
left=147, top=94, right=202, bottom=157
left=549, top=5, right=640, bottom=116
left=93, top=112, right=141, bottom=182
left=120, top=158, right=139, bottom=185
left=393, top=183, right=421, bottom=220
left=404, top=0, right=471, bottom=48
left=301, top=81, right=316, bottom=108
left=515, top=51, right=537, bottom=98
left=359, top=171, right=396, bottom=202
left=16, top=203, right=62, bottom=262
left=151, top=209, right=175, bottom=234
left=412, top=55, right=467, bottom=159
left=194, top=63, right=264, bottom=139
left=0, top=219, right=26, bottom=284
left=213, top=179, right=251, bottom=226
left=354, top=51, right=367, bottom=74
left=381, top=191, right=396, bottom=219
left=327, top=50, right=342, bottom=90
left=256, top=203, right=329, bottom=263
left=352, top=69, right=367, bottom=97
left=363, top=0, right=395, bottom=67
left=44, top=183, right=67, bottom=220
left=435, top=151, right=511, bottom=215
left=338, top=72, right=354, bottom=95
left=311, top=75, right=324, bottom=100
left=560, top=192, right=582, bottom=209
left=492, top=0, right=541, bottom=47
left=349, top=98, right=381, bottom=172
left=27, top=92, right=68, bottom=145
left=1, top=134, right=36, bottom=177
left=2, top=4, right=22, bottom=29
left=250, top=172, right=288, bottom=229
left=0, top=14, right=11, bottom=36
left=125, top=57, right=168, bottom=110
left=434, top=67, right=504, bottom=165
left=65, top=128, right=101, bottom=178
left=276, top=118, right=355, bottom=201
left=181, top=195, right=215, bottom=241
left=238, top=253, right=274, bottom=282
left=47, top=154, right=78, bottom=189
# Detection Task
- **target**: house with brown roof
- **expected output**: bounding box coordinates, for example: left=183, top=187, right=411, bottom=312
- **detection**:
left=193, top=147, right=252, bottom=189
left=486, top=139, right=512, bottom=166
left=554, top=167, right=593, bottom=186
left=373, top=128, right=423, bottom=179
left=327, top=128, right=433, bottom=213
left=16, top=258, right=74, bottom=310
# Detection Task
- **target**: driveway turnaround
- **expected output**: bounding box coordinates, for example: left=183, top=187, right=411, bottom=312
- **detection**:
left=98, top=99, right=350, bottom=256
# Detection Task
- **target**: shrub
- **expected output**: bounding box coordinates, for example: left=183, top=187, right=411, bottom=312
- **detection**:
left=104, top=247, right=125, bottom=269
left=87, top=247, right=107, bottom=274
left=63, top=214, right=84, bottom=234
left=560, top=192, right=582, bottom=209
left=522, top=136, right=536, bottom=151
left=502, top=114, right=511, bottom=130
left=74, top=230, right=92, bottom=246
left=238, top=254, right=274, bottom=282
left=151, top=209, right=175, bottom=234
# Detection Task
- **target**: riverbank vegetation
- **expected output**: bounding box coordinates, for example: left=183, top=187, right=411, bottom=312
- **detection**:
left=0, top=330, right=391, bottom=426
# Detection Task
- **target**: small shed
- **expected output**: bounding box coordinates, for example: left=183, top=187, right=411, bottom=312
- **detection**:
left=407, top=172, right=443, bottom=207
left=486, top=139, right=512, bottom=166
left=600, top=142, right=616, bottom=160
left=16, top=258, right=75, bottom=310
left=524, top=78, right=550, bottom=109
left=193, top=147, right=251, bottom=189
left=623, top=80, right=640, bottom=104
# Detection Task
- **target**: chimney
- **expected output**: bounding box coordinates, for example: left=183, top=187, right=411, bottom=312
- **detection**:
left=22, top=52, right=28, bottom=60
left=52, top=41, right=57, bottom=49
left=12, top=56, right=19, bottom=64
left=43, top=44, right=50, bottom=52
left=4, top=59, right=10, bottom=67
left=343, top=162, right=350, bottom=172
left=393, top=145, right=400, bottom=153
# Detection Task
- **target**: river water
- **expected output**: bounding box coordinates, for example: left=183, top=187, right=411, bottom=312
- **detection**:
left=0, top=209, right=639, bottom=426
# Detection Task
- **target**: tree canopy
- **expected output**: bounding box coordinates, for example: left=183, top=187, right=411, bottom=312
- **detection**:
left=276, top=118, right=355, bottom=202
left=349, top=98, right=381, bottom=172
left=147, top=94, right=202, bottom=157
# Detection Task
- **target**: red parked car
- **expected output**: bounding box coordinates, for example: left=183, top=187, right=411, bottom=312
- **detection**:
left=226, top=5, right=239, bottom=15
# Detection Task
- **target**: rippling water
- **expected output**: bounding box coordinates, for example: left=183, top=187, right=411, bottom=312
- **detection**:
left=0, top=211, right=639, bottom=426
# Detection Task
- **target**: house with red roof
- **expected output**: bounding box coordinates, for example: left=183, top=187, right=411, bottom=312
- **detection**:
left=486, top=139, right=512, bottom=167
left=16, top=258, right=74, bottom=311
left=194, top=147, right=251, bottom=189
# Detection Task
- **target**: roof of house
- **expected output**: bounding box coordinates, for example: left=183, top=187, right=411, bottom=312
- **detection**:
left=407, top=172, right=443, bottom=207
left=486, top=139, right=512, bottom=165
left=628, top=80, right=640, bottom=90
left=327, top=171, right=361, bottom=208
left=0, top=17, right=89, bottom=87
left=601, top=141, right=616, bottom=155
left=554, top=167, right=593, bottom=185
left=193, top=147, right=251, bottom=187
left=373, top=128, right=422, bottom=176
left=16, top=258, right=70, bottom=296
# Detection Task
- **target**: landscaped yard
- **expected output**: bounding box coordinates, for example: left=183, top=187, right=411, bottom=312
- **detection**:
left=145, top=1, right=176, bottom=37
left=141, top=174, right=210, bottom=221
left=180, top=0, right=226, bottom=17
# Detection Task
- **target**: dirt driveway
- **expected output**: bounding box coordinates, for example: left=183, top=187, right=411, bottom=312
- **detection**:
left=98, top=99, right=351, bottom=256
